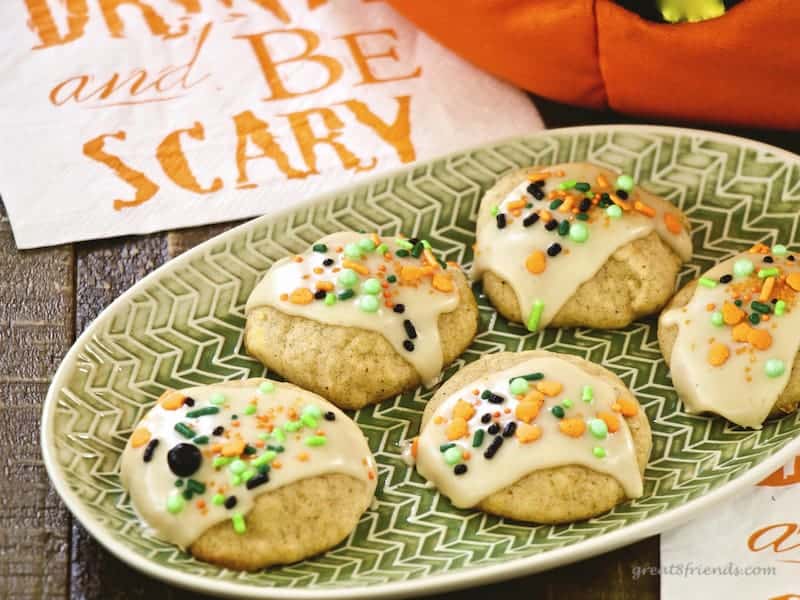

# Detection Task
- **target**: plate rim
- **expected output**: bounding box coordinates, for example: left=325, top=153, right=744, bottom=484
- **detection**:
left=41, top=123, right=800, bottom=599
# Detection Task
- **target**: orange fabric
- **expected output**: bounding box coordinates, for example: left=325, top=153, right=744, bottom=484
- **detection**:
left=389, top=0, right=800, bottom=129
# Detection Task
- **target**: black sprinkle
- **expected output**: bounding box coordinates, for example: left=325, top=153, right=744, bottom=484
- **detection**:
left=481, top=413, right=492, bottom=424
left=763, top=256, right=774, bottom=263
left=224, top=495, right=237, bottom=509
left=772, top=298, right=779, bottom=304
left=789, top=255, right=796, bottom=262
left=183, top=397, right=195, bottom=407
left=532, top=187, right=545, bottom=200
left=246, top=472, right=269, bottom=490
left=323, top=258, right=334, bottom=267
left=167, top=443, right=202, bottom=477
left=526, top=183, right=539, bottom=195
left=403, top=319, right=418, bottom=339
left=487, top=423, right=500, bottom=435
left=409, top=238, right=420, bottom=246
left=544, top=219, right=559, bottom=231
left=547, top=243, right=562, bottom=257
left=502, top=422, right=517, bottom=437
left=324, top=411, right=336, bottom=421
left=616, top=189, right=629, bottom=200
left=393, top=304, right=406, bottom=314
left=484, top=435, right=503, bottom=459
left=488, top=393, right=505, bottom=404
left=719, top=274, right=733, bottom=284
left=314, top=290, right=327, bottom=300
left=522, top=213, right=540, bottom=227
left=403, top=340, right=415, bottom=352
left=496, top=213, right=507, bottom=229
left=212, top=426, right=225, bottom=436
left=578, top=198, right=592, bottom=212
left=454, top=464, right=468, bottom=476
left=143, top=439, right=159, bottom=463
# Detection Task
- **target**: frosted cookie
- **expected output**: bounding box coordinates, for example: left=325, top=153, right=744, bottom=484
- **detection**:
left=120, top=379, right=376, bottom=570
left=245, top=232, right=479, bottom=409
left=473, top=163, right=692, bottom=331
left=659, top=243, right=800, bottom=428
left=410, top=351, right=651, bottom=523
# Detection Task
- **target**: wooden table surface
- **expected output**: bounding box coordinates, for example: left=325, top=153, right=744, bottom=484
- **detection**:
left=2, top=96, right=799, bottom=600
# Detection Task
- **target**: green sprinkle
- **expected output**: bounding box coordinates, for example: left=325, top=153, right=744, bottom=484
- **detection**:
left=559, top=179, right=576, bottom=190
left=509, top=378, right=530, bottom=395
left=568, top=221, right=589, bottom=243
left=284, top=420, right=302, bottom=432
left=588, top=419, right=608, bottom=439
left=443, top=446, right=462, bottom=465
left=698, top=277, right=718, bottom=289
left=472, top=429, right=485, bottom=448
left=210, top=392, right=226, bottom=405
left=735, top=299, right=743, bottom=307
left=186, top=479, right=205, bottom=494
left=376, top=243, right=389, bottom=254
left=582, top=385, right=593, bottom=403
left=253, top=451, right=277, bottom=467
left=271, top=427, right=286, bottom=443
left=606, top=204, right=622, bottom=219
left=710, top=311, right=724, bottom=326
left=576, top=213, right=589, bottom=221
left=166, top=492, right=185, bottom=514
left=490, top=205, right=499, bottom=217
left=229, top=474, right=242, bottom=487
left=186, top=406, right=220, bottom=418
left=616, top=174, right=634, bottom=192
left=181, top=489, right=194, bottom=501
left=338, top=269, right=359, bottom=288
left=344, top=243, right=362, bottom=259
left=758, top=267, right=779, bottom=279
left=395, top=249, right=409, bottom=257
left=301, top=413, right=318, bottom=428
left=305, top=435, right=328, bottom=448
left=213, top=456, right=233, bottom=469
left=411, top=242, right=424, bottom=258
left=243, top=404, right=257, bottom=416
left=212, top=493, right=225, bottom=506
left=174, top=479, right=184, bottom=487
left=574, top=182, right=591, bottom=192
left=733, top=258, right=754, bottom=278
left=241, top=469, right=256, bottom=482
left=557, top=220, right=570, bottom=236
left=562, top=399, right=573, bottom=408
left=312, top=243, right=328, bottom=253
left=303, top=405, right=322, bottom=419
left=765, top=359, right=786, bottom=378
left=772, top=244, right=788, bottom=256
left=395, top=238, right=414, bottom=250
left=386, top=274, right=397, bottom=283
left=362, top=278, right=381, bottom=295
left=480, top=390, right=491, bottom=399
left=549, top=199, right=563, bottom=210
left=749, top=312, right=761, bottom=325
left=523, top=372, right=545, bottom=381
left=267, top=444, right=285, bottom=453
left=174, top=423, right=195, bottom=439
left=526, top=299, right=545, bottom=333
left=193, top=435, right=209, bottom=445
left=551, top=406, right=565, bottom=419
left=229, top=459, right=247, bottom=475
left=775, top=300, right=786, bottom=316
left=338, top=289, right=355, bottom=301
left=232, top=513, right=246, bottom=534
left=593, top=447, right=607, bottom=459
left=258, top=381, right=275, bottom=394
left=324, top=292, right=336, bottom=306
left=422, top=240, right=432, bottom=249
left=751, top=301, right=771, bottom=314
left=439, top=442, right=455, bottom=452
left=358, top=238, right=376, bottom=252
left=359, top=295, right=380, bottom=313
left=243, top=444, right=256, bottom=455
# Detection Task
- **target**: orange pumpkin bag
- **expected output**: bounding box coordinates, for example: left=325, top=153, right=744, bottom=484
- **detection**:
left=388, top=0, right=800, bottom=129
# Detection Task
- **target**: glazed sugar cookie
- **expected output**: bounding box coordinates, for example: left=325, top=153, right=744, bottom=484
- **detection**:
left=412, top=351, right=651, bottom=523
left=120, top=379, right=377, bottom=570
left=659, top=243, right=800, bottom=428
left=245, top=232, right=479, bottom=409
left=473, top=163, right=692, bottom=331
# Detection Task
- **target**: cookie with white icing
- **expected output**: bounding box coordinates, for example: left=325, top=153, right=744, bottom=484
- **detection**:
left=120, top=379, right=376, bottom=570
left=412, top=351, right=651, bottom=523
left=659, top=243, right=800, bottom=428
left=244, top=232, right=479, bottom=409
left=473, top=163, right=693, bottom=331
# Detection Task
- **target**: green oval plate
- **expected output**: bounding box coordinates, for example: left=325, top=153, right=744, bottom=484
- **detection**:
left=42, top=125, right=800, bottom=598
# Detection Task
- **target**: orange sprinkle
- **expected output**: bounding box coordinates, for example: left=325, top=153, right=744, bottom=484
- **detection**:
left=536, top=380, right=563, bottom=397
left=279, top=293, right=289, bottom=301
left=507, top=198, right=526, bottom=211
left=732, top=322, right=752, bottom=342
left=423, top=248, right=439, bottom=269
left=368, top=470, right=376, bottom=480
left=515, top=397, right=543, bottom=424
left=221, top=439, right=246, bottom=457
left=255, top=440, right=265, bottom=448
left=297, top=452, right=309, bottom=462
left=559, top=418, right=586, bottom=438
left=196, top=499, right=206, bottom=509
left=748, top=328, right=772, bottom=351
left=786, top=272, right=800, bottom=292
left=616, top=397, right=639, bottom=417
left=289, top=287, right=314, bottom=305
left=452, top=399, right=476, bottom=421
left=664, top=212, right=682, bottom=234
left=130, top=427, right=151, bottom=448
left=432, top=272, right=454, bottom=293
left=272, top=460, right=282, bottom=469
left=528, top=171, right=550, bottom=182
left=597, top=411, right=620, bottom=433
left=707, top=342, right=730, bottom=367
left=539, top=210, right=553, bottom=222
left=210, top=443, right=223, bottom=453
left=343, top=260, right=369, bottom=275
left=472, top=389, right=480, bottom=396
left=610, top=194, right=631, bottom=210
left=515, top=423, right=541, bottom=444
left=411, top=437, right=419, bottom=459
left=292, top=255, right=303, bottom=263
left=722, top=302, right=745, bottom=325
left=371, top=233, right=381, bottom=247
left=231, top=420, right=240, bottom=428
left=445, top=417, right=469, bottom=441
left=706, top=303, right=716, bottom=312
left=525, top=250, right=547, bottom=275
left=634, top=201, right=656, bottom=217
left=315, top=281, right=334, bottom=292
left=158, top=390, right=186, bottom=411
left=400, top=265, right=423, bottom=285
left=462, top=451, right=471, bottom=460
left=433, top=415, right=444, bottom=425
left=596, top=174, right=609, bottom=188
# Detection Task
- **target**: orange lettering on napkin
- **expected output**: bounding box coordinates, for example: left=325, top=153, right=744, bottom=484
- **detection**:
left=156, top=122, right=223, bottom=194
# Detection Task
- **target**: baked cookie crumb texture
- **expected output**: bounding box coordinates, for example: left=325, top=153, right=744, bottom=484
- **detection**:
left=473, top=163, right=692, bottom=331
left=660, top=243, right=800, bottom=428
left=120, top=380, right=376, bottom=550
left=413, top=355, right=643, bottom=510
left=246, top=232, right=462, bottom=386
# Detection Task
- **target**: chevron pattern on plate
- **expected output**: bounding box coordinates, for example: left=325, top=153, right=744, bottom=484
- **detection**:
left=50, top=129, right=800, bottom=590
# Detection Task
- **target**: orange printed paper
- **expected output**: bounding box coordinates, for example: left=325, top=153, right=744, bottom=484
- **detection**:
left=0, top=0, right=541, bottom=248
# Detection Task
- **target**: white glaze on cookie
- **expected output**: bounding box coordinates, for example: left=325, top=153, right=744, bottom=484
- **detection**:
left=414, top=356, right=643, bottom=508
left=473, top=163, right=692, bottom=329
left=660, top=245, right=800, bottom=428
left=120, top=380, right=376, bottom=548
left=246, top=232, right=461, bottom=386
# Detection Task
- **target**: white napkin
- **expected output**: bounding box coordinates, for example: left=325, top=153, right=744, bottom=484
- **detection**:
left=661, top=454, right=800, bottom=598
left=0, top=0, right=541, bottom=249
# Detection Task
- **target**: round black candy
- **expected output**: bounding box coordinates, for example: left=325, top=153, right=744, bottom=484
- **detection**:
left=167, top=443, right=202, bottom=477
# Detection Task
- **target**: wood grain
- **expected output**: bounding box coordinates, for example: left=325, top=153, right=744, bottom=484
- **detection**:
left=0, top=201, right=73, bottom=600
